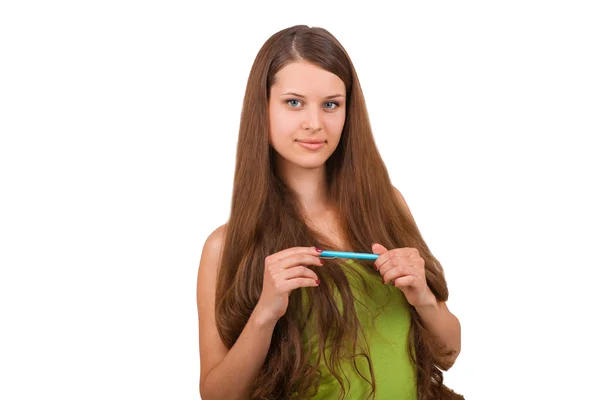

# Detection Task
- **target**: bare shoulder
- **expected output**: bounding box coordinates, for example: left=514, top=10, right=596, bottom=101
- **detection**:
left=202, top=224, right=227, bottom=260
left=197, top=224, right=227, bottom=300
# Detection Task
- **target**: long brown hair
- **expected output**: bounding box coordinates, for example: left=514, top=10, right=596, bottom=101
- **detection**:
left=215, top=25, right=463, bottom=400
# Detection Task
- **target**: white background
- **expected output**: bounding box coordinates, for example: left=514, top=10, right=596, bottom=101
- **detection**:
left=1, top=1, right=599, bottom=399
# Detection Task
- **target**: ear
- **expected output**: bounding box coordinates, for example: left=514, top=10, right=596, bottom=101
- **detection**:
left=372, top=243, right=388, bottom=255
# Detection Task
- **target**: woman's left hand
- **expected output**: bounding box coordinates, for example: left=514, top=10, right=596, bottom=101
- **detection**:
left=372, top=243, right=436, bottom=308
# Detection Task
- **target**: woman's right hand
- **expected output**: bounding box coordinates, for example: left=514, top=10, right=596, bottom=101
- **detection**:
left=254, top=246, right=324, bottom=324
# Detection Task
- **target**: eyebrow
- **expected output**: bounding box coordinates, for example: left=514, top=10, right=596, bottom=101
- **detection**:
left=280, top=92, right=345, bottom=99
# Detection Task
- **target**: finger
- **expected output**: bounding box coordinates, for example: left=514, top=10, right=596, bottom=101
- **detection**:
left=372, top=243, right=388, bottom=270
left=392, top=275, right=417, bottom=288
left=373, top=248, right=413, bottom=271
left=277, top=254, right=324, bottom=270
left=280, top=277, right=320, bottom=293
left=382, top=265, right=412, bottom=285
left=277, top=266, right=319, bottom=282
left=378, top=256, right=413, bottom=275
left=267, top=253, right=322, bottom=274
left=371, top=243, right=388, bottom=254
left=266, top=246, right=321, bottom=265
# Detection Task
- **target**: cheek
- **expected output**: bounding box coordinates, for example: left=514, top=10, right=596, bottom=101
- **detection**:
left=325, top=113, right=346, bottom=137
left=270, top=110, right=298, bottom=140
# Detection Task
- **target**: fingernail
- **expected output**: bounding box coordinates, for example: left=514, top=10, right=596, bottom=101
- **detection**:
left=316, top=279, right=320, bottom=285
left=320, top=259, right=325, bottom=265
left=315, top=248, right=323, bottom=253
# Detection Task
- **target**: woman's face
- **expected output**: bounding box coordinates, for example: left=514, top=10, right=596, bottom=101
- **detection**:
left=268, top=60, right=346, bottom=171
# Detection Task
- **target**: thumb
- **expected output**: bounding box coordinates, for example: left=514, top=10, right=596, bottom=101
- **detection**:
left=371, top=243, right=388, bottom=254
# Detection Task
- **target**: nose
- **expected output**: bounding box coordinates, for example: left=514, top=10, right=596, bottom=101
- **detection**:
left=301, top=105, right=323, bottom=132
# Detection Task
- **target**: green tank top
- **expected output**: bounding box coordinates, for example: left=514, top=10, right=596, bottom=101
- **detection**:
left=300, top=259, right=417, bottom=400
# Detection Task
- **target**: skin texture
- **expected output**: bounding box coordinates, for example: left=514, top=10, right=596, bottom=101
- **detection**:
left=268, top=60, right=346, bottom=217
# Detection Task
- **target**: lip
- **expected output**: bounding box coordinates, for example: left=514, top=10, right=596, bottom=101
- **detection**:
left=296, top=140, right=325, bottom=150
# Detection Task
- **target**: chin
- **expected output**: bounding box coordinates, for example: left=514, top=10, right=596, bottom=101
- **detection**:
left=273, top=149, right=329, bottom=170
left=289, top=156, right=327, bottom=170
left=300, top=162, right=326, bottom=169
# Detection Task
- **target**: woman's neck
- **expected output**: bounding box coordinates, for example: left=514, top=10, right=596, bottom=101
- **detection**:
left=276, top=163, right=330, bottom=216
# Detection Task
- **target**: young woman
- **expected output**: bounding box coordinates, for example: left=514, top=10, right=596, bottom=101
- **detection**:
left=197, top=25, right=462, bottom=400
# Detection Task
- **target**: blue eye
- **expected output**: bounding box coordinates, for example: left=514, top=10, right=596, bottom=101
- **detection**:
left=285, top=99, right=340, bottom=110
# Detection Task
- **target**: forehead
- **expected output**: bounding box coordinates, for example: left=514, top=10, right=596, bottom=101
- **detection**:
left=271, top=61, right=345, bottom=95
